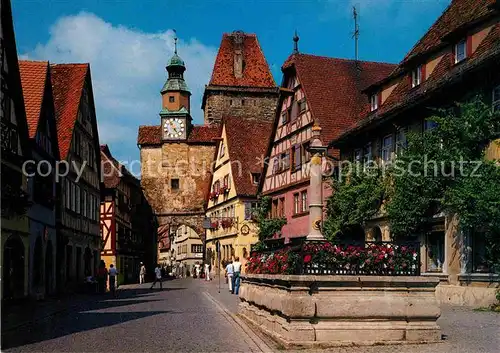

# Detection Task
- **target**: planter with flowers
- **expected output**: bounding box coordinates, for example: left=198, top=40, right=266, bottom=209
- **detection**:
left=221, top=218, right=234, bottom=229
left=239, top=240, right=441, bottom=347
left=245, top=241, right=420, bottom=276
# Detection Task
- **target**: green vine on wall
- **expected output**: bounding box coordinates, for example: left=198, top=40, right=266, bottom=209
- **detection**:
left=252, top=195, right=287, bottom=249
left=324, top=97, right=500, bottom=272
left=323, top=163, right=386, bottom=242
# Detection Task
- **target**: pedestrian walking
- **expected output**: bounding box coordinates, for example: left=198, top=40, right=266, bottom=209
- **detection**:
left=139, top=262, right=146, bottom=284
left=108, top=264, right=118, bottom=297
left=204, top=262, right=211, bottom=281
left=232, top=257, right=242, bottom=295
left=150, top=264, right=163, bottom=289
left=225, top=260, right=234, bottom=293
left=97, top=260, right=108, bottom=294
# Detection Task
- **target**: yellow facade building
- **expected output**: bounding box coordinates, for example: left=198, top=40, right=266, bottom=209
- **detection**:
left=206, top=117, right=273, bottom=273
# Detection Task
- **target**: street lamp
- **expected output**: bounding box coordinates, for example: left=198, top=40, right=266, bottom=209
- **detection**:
left=202, top=217, right=211, bottom=265
left=306, top=124, right=328, bottom=241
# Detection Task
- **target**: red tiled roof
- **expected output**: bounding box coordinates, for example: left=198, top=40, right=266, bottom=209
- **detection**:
left=188, top=125, right=221, bottom=143
left=224, top=116, right=273, bottom=196
left=137, top=124, right=220, bottom=146
left=286, top=54, right=396, bottom=144
left=334, top=22, right=500, bottom=144
left=403, top=0, right=497, bottom=64
left=100, top=144, right=139, bottom=189
left=209, top=32, right=276, bottom=88
left=50, top=63, right=89, bottom=159
left=18, top=60, right=49, bottom=138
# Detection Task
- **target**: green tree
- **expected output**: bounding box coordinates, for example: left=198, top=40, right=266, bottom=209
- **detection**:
left=387, top=97, right=500, bottom=271
left=253, top=196, right=287, bottom=248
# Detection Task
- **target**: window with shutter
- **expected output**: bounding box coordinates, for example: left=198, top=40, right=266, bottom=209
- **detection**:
left=293, top=193, right=299, bottom=215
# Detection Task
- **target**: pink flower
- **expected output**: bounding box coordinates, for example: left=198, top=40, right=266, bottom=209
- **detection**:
left=304, top=254, right=312, bottom=264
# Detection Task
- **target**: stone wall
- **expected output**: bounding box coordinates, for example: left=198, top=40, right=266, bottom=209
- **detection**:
left=204, top=90, right=277, bottom=124
left=239, top=274, right=441, bottom=348
left=140, top=142, right=215, bottom=235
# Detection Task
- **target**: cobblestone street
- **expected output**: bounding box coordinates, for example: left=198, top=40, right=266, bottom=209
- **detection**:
left=1, top=278, right=266, bottom=352
left=2, top=277, right=499, bottom=353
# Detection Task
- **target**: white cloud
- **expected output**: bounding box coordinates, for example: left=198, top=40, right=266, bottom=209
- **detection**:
left=24, top=12, right=217, bottom=163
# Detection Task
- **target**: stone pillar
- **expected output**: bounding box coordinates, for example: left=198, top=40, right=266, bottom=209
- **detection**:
left=307, top=125, right=325, bottom=241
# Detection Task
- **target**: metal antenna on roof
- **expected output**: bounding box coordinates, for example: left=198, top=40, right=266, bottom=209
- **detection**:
left=293, top=30, right=299, bottom=54
left=353, top=6, right=360, bottom=61
left=173, top=29, right=178, bottom=54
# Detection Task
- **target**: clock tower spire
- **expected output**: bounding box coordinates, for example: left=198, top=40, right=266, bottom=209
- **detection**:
left=160, top=31, right=192, bottom=140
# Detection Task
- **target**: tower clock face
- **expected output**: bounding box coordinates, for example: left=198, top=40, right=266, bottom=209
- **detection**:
left=163, top=118, right=185, bottom=138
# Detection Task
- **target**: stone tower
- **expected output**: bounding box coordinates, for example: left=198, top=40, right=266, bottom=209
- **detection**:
left=202, top=30, right=279, bottom=124
left=138, top=38, right=220, bottom=248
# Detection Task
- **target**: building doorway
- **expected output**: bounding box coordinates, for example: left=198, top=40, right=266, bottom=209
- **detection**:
left=3, top=235, right=25, bottom=300
left=32, top=236, right=43, bottom=292
left=76, top=247, right=82, bottom=282
left=372, top=226, right=383, bottom=243
left=45, top=240, right=53, bottom=295
left=84, top=247, right=92, bottom=277
left=66, top=245, right=73, bottom=283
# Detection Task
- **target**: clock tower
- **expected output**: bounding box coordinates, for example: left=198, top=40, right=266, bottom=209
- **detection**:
left=160, top=34, right=192, bottom=140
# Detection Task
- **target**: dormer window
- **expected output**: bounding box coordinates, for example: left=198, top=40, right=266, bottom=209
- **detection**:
left=251, top=173, right=260, bottom=185
left=370, top=93, right=379, bottom=112
left=411, top=66, right=422, bottom=88
left=219, top=142, right=225, bottom=158
left=455, top=39, right=467, bottom=63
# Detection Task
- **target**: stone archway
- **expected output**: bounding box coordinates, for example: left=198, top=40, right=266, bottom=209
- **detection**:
left=45, top=240, right=54, bottom=295
left=3, top=235, right=25, bottom=300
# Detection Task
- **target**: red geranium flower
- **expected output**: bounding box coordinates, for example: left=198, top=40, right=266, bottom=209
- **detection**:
left=304, top=254, right=312, bottom=264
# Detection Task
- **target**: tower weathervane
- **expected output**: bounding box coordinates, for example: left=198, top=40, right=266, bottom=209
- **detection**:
left=353, top=6, right=360, bottom=61
left=173, top=29, right=178, bottom=54
left=293, top=30, right=299, bottom=54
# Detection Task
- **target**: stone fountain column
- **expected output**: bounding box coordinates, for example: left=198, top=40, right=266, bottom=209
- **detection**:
left=307, top=124, right=326, bottom=241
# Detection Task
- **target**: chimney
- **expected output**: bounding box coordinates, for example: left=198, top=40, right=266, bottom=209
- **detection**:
left=232, top=30, right=244, bottom=79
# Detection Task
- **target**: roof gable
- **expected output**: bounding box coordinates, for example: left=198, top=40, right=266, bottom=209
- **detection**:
left=18, top=60, right=50, bottom=139
left=2, top=0, right=31, bottom=159
left=100, top=144, right=139, bottom=189
left=403, top=0, right=497, bottom=64
left=137, top=124, right=220, bottom=146
left=287, top=54, right=396, bottom=144
left=209, top=32, right=276, bottom=88
left=50, top=63, right=89, bottom=159
left=224, top=116, right=273, bottom=196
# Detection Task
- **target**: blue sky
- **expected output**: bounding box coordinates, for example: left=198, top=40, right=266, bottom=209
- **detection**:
left=12, top=0, right=450, bottom=172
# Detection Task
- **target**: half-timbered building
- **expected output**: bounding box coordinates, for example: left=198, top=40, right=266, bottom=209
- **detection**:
left=1, top=0, right=32, bottom=300
left=206, top=116, right=273, bottom=272
left=19, top=60, right=60, bottom=299
left=330, top=0, right=500, bottom=306
left=260, top=49, right=395, bottom=243
left=51, top=63, right=102, bottom=290
left=100, top=145, right=152, bottom=285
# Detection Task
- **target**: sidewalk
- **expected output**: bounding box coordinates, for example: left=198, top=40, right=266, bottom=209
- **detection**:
left=200, top=275, right=241, bottom=314
left=1, top=293, right=95, bottom=332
